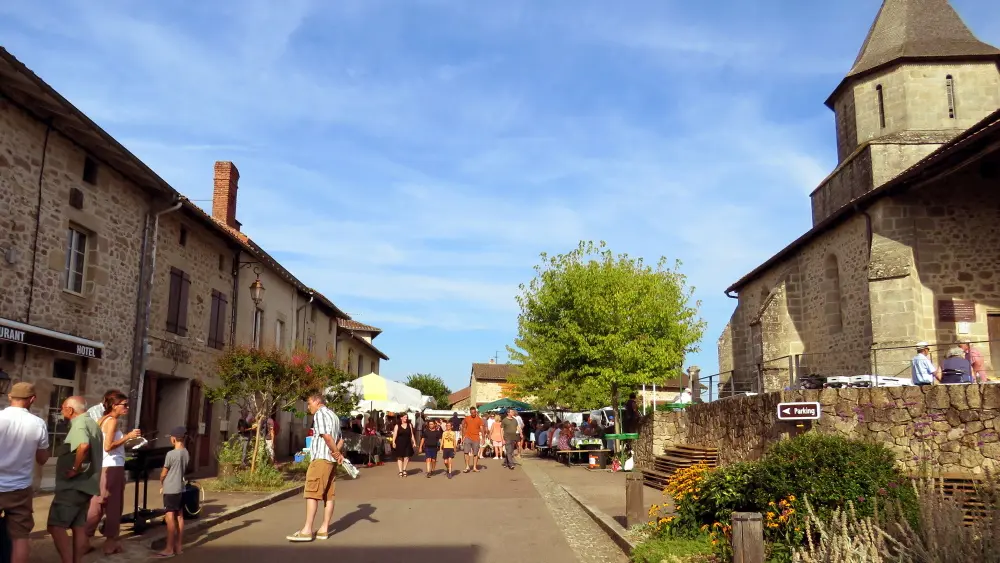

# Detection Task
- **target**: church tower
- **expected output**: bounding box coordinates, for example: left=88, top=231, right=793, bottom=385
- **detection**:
left=812, top=0, right=1000, bottom=224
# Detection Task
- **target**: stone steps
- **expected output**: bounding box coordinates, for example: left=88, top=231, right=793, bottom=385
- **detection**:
left=641, top=445, right=719, bottom=490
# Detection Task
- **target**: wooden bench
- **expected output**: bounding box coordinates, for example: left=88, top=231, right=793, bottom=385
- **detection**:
left=555, top=448, right=612, bottom=467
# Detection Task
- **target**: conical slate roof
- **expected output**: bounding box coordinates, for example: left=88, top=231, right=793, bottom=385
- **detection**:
left=848, top=0, right=999, bottom=78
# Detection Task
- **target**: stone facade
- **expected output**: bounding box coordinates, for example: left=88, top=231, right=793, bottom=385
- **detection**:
left=0, top=97, right=147, bottom=425
left=637, top=386, right=1000, bottom=477
left=721, top=2, right=1000, bottom=392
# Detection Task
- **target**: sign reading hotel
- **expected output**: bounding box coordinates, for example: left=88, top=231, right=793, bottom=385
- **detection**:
left=776, top=402, right=821, bottom=421
left=0, top=318, right=103, bottom=359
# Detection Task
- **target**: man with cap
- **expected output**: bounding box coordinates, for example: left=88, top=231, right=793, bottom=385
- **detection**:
left=911, top=342, right=941, bottom=386
left=0, top=382, right=50, bottom=563
left=958, top=340, right=988, bottom=383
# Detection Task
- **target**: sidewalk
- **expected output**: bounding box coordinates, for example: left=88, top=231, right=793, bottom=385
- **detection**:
left=523, top=451, right=666, bottom=527
left=27, top=480, right=271, bottom=563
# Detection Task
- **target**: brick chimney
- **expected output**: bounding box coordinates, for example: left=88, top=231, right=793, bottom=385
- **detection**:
left=213, top=161, right=241, bottom=231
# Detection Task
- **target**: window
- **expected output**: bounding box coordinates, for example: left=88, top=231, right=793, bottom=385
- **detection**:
left=2, top=342, right=17, bottom=362
left=47, top=360, right=77, bottom=455
left=276, top=320, right=285, bottom=350
left=207, top=290, right=228, bottom=349
left=357, top=354, right=364, bottom=376
left=310, top=308, right=317, bottom=323
left=946, top=75, right=956, bottom=119
left=179, top=227, right=188, bottom=247
left=328, top=318, right=334, bottom=334
left=218, top=254, right=225, bottom=271
left=370, top=360, right=375, bottom=374
left=252, top=308, right=263, bottom=348
left=64, top=227, right=88, bottom=294
left=166, top=267, right=191, bottom=336
left=875, top=84, right=886, bottom=129
left=82, top=156, right=98, bottom=185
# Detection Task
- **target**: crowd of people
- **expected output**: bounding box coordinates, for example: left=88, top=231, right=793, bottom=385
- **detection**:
left=0, top=383, right=189, bottom=563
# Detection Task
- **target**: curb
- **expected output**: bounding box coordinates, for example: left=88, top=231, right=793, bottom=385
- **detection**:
left=561, top=485, right=637, bottom=556
left=134, top=484, right=305, bottom=551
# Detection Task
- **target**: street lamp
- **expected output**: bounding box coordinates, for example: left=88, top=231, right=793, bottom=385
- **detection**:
left=249, top=268, right=265, bottom=306
left=0, top=367, right=10, bottom=395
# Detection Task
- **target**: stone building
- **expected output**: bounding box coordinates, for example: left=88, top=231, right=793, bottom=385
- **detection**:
left=0, top=48, right=194, bottom=460
left=447, top=387, right=471, bottom=410
left=207, top=160, right=354, bottom=459
left=336, top=318, right=388, bottom=377
left=718, top=0, right=1000, bottom=393
left=469, top=359, right=520, bottom=407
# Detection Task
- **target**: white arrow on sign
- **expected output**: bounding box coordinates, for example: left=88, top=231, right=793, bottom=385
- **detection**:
left=776, top=402, right=821, bottom=420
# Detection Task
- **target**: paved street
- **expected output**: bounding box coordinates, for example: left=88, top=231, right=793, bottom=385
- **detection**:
left=151, top=456, right=626, bottom=563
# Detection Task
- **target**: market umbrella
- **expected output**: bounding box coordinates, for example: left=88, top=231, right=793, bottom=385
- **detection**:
left=477, top=397, right=532, bottom=413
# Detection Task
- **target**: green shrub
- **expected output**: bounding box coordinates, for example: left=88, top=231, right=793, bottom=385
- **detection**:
left=216, top=436, right=244, bottom=466
left=630, top=535, right=714, bottom=563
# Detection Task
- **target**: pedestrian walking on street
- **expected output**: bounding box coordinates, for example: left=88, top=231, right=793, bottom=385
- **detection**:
left=489, top=414, right=503, bottom=461
left=501, top=409, right=521, bottom=470
left=154, top=426, right=189, bottom=558
left=287, top=395, right=345, bottom=542
left=48, top=396, right=103, bottom=563
left=85, top=391, right=140, bottom=555
left=0, top=382, right=50, bottom=563
left=392, top=413, right=416, bottom=477
left=460, top=407, right=485, bottom=473
left=441, top=421, right=457, bottom=479
left=418, top=419, right=443, bottom=478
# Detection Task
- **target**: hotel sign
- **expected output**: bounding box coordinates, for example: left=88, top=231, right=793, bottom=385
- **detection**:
left=0, top=319, right=103, bottom=359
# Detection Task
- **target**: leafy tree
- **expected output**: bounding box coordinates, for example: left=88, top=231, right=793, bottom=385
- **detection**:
left=405, top=373, right=452, bottom=408
left=507, top=240, right=705, bottom=432
left=207, top=346, right=356, bottom=471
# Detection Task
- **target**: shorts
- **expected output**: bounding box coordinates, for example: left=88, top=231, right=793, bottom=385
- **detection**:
left=529, top=433, right=535, bottom=442
left=442, top=448, right=455, bottom=460
left=303, top=459, right=336, bottom=502
left=47, top=489, right=92, bottom=529
left=492, top=440, right=503, bottom=450
left=163, top=493, right=183, bottom=514
left=424, top=447, right=438, bottom=459
left=462, top=439, right=480, bottom=455
left=0, top=487, right=33, bottom=539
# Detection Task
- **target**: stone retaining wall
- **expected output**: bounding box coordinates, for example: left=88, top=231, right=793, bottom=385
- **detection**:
left=637, top=385, right=1000, bottom=476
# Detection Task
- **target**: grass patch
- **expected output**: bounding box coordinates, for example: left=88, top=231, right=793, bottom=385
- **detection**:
left=631, top=535, right=716, bottom=563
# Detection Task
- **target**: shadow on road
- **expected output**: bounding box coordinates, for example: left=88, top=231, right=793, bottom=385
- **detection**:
left=179, top=544, right=483, bottom=562
left=187, top=518, right=262, bottom=549
left=327, top=503, right=378, bottom=536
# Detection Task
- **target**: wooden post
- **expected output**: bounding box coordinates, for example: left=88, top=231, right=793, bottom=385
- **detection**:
left=731, top=512, right=764, bottom=563
left=626, top=472, right=645, bottom=529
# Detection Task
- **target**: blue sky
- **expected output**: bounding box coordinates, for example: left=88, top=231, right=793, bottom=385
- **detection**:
left=3, top=1, right=998, bottom=393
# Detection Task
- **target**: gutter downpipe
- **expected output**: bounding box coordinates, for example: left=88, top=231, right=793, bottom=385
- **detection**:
left=129, top=197, right=184, bottom=429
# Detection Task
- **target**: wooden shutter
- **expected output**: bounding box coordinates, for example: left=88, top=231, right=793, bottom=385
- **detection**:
left=166, top=269, right=181, bottom=333
left=207, top=291, right=220, bottom=348
left=177, top=271, right=191, bottom=337
left=216, top=293, right=228, bottom=348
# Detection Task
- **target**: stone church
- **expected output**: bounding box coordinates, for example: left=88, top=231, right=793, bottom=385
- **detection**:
left=717, top=0, right=1000, bottom=393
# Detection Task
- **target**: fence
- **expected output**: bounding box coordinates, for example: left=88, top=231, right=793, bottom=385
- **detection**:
left=694, top=339, right=999, bottom=403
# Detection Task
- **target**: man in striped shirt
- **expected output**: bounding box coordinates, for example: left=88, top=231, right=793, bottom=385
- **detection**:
left=287, top=394, right=344, bottom=542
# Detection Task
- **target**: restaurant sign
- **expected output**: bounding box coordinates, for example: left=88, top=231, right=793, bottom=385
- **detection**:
left=0, top=317, right=104, bottom=359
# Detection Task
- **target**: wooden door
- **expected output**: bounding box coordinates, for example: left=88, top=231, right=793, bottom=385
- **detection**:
left=988, top=315, right=1000, bottom=378
left=139, top=372, right=158, bottom=434
left=186, top=381, right=202, bottom=473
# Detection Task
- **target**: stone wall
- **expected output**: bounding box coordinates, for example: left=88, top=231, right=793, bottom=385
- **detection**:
left=0, top=98, right=147, bottom=410
left=637, top=386, right=1000, bottom=476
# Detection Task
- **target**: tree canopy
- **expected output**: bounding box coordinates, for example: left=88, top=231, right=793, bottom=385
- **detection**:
left=507, top=241, right=705, bottom=414
left=405, top=373, right=452, bottom=409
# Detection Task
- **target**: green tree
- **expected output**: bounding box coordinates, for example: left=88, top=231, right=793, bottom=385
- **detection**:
left=507, top=240, right=705, bottom=431
left=405, top=373, right=452, bottom=409
left=207, top=346, right=357, bottom=471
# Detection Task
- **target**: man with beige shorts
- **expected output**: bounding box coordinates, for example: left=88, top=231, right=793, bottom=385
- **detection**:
left=287, top=395, right=344, bottom=542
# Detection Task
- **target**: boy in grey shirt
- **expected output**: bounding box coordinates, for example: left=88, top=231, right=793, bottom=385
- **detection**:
left=156, top=426, right=189, bottom=557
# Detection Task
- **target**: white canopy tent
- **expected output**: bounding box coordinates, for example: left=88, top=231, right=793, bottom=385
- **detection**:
left=337, top=373, right=435, bottom=415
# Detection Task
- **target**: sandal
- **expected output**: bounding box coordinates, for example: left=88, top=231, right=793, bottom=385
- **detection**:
left=398, top=471, right=403, bottom=478
left=286, top=531, right=314, bottom=542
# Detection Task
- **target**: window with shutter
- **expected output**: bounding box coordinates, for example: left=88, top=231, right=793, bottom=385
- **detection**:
left=208, top=291, right=221, bottom=349
left=215, top=292, right=228, bottom=349
left=177, top=271, right=190, bottom=336
left=166, top=269, right=182, bottom=333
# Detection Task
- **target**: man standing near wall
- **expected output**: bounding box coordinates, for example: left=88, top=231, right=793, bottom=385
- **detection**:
left=0, top=383, right=50, bottom=563
left=959, top=340, right=988, bottom=383
left=911, top=342, right=942, bottom=386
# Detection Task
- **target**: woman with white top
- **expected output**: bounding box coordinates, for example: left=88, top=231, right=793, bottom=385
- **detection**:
left=84, top=391, right=140, bottom=555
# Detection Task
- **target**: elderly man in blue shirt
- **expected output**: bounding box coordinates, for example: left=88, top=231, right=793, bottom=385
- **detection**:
left=911, top=342, right=941, bottom=385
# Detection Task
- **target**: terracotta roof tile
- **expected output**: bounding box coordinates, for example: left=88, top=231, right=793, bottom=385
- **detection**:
left=447, top=387, right=470, bottom=405
left=470, top=363, right=520, bottom=382
left=337, top=318, right=382, bottom=335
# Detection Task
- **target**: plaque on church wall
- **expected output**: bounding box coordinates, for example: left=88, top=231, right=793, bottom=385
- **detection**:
left=938, top=300, right=976, bottom=323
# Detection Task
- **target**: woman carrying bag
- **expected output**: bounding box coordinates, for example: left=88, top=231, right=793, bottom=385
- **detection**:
left=391, top=413, right=416, bottom=477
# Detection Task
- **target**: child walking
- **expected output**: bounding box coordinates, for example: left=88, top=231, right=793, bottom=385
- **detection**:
left=156, top=426, right=190, bottom=558
left=441, top=421, right=457, bottom=479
